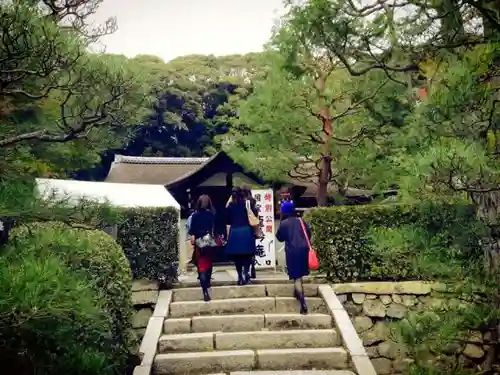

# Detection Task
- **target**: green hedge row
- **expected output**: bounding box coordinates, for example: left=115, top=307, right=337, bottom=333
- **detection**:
left=305, top=201, right=486, bottom=282
left=117, top=207, right=179, bottom=286
left=1, top=222, right=134, bottom=375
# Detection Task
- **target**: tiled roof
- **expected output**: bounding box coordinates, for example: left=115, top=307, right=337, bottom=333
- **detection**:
left=105, top=154, right=209, bottom=185
left=114, top=155, right=209, bottom=165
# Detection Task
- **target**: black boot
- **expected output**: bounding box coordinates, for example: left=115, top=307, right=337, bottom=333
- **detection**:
left=250, top=261, right=256, bottom=279
left=298, top=293, right=308, bottom=315
left=199, top=272, right=211, bottom=302
left=207, top=267, right=213, bottom=288
left=235, top=263, right=244, bottom=285
left=242, top=261, right=251, bottom=285
left=293, top=289, right=300, bottom=300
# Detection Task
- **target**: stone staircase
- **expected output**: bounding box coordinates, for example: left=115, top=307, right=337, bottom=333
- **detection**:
left=149, top=284, right=359, bottom=375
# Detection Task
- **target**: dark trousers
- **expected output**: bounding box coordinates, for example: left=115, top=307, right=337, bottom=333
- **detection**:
left=232, top=254, right=253, bottom=283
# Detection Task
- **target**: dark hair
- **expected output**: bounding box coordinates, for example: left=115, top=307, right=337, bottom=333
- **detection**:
left=281, top=211, right=297, bottom=220
left=196, top=194, right=213, bottom=212
left=231, top=187, right=244, bottom=204
left=241, top=186, right=252, bottom=199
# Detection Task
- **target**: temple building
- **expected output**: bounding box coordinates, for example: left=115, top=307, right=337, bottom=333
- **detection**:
left=104, top=151, right=395, bottom=268
left=104, top=151, right=381, bottom=217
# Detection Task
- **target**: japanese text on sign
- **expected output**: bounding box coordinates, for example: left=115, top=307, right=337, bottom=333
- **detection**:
left=252, top=189, right=275, bottom=268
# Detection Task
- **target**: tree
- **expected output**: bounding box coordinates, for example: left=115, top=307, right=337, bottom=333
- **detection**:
left=0, top=0, right=151, bottom=234
left=282, top=0, right=500, bottom=372
left=281, top=0, right=500, bottom=253
left=221, top=17, right=407, bottom=205
left=0, top=1, right=151, bottom=177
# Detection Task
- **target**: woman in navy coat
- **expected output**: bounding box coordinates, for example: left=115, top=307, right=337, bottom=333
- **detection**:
left=276, top=201, right=311, bottom=314
left=225, top=187, right=258, bottom=285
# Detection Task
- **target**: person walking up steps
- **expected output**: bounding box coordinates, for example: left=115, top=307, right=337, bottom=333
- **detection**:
left=276, top=201, right=310, bottom=314
left=225, top=187, right=258, bottom=285
left=241, top=186, right=259, bottom=280
left=189, top=195, right=217, bottom=302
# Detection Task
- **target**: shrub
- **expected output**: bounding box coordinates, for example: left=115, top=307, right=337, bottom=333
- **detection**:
left=305, top=201, right=486, bottom=282
left=117, top=207, right=179, bottom=285
left=6, top=222, right=134, bottom=374
left=0, top=252, right=115, bottom=375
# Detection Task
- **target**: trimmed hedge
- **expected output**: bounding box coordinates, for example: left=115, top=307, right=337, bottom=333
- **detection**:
left=305, top=201, right=486, bottom=282
left=117, top=207, right=179, bottom=285
left=3, top=222, right=134, bottom=375
left=0, top=253, right=112, bottom=375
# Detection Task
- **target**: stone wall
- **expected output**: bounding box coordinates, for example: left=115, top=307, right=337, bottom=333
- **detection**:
left=132, top=279, right=160, bottom=340
left=333, top=281, right=492, bottom=375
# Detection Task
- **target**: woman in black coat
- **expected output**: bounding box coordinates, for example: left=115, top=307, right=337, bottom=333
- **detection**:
left=188, top=195, right=216, bottom=302
left=276, top=201, right=311, bottom=314
left=225, top=187, right=258, bottom=285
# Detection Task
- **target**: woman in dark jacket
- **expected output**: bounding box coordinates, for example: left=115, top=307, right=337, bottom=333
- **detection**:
left=276, top=201, right=311, bottom=314
left=225, top=187, right=258, bottom=285
left=189, top=195, right=216, bottom=302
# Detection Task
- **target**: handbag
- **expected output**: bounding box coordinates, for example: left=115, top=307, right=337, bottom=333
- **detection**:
left=246, top=200, right=264, bottom=238
left=195, top=232, right=217, bottom=249
left=246, top=200, right=260, bottom=226
left=299, top=218, right=320, bottom=271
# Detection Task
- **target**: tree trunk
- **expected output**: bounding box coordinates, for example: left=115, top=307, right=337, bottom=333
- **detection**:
left=317, top=155, right=331, bottom=206
left=469, top=190, right=500, bottom=372
left=315, top=74, right=333, bottom=207
left=436, top=0, right=465, bottom=44
left=469, top=190, right=500, bottom=273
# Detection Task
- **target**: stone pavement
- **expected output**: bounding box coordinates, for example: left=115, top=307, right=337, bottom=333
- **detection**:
left=176, top=268, right=327, bottom=288
left=134, top=271, right=378, bottom=375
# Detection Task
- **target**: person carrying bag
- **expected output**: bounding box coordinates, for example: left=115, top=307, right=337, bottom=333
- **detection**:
left=189, top=195, right=217, bottom=302
left=225, top=187, right=258, bottom=285
left=276, top=201, right=317, bottom=315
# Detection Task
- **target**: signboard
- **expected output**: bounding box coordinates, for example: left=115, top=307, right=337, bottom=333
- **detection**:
left=252, top=189, right=275, bottom=269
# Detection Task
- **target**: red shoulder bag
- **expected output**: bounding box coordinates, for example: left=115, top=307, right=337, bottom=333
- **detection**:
left=299, top=218, right=320, bottom=271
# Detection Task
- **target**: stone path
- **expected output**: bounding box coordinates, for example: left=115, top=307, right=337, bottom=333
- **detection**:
left=134, top=281, right=378, bottom=375
left=177, top=268, right=327, bottom=287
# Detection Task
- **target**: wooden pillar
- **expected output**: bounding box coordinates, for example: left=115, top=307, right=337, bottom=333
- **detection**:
left=226, top=173, right=233, bottom=190
left=187, top=188, right=192, bottom=210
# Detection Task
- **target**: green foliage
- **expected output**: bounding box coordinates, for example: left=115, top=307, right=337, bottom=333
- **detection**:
left=7, top=222, right=134, bottom=374
left=0, top=221, right=133, bottom=375
left=0, top=1, right=152, bottom=179
left=117, top=207, right=179, bottom=284
left=0, top=253, right=111, bottom=375
left=219, top=15, right=410, bottom=201
left=396, top=299, right=500, bottom=375
left=112, top=52, right=269, bottom=162
left=305, top=202, right=486, bottom=282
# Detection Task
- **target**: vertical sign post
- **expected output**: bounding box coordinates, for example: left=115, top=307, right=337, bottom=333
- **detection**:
left=252, top=189, right=276, bottom=269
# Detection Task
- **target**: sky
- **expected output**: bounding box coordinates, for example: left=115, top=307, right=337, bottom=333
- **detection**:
left=91, top=0, right=286, bottom=62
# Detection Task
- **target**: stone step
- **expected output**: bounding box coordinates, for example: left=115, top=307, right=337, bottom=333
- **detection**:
left=230, top=371, right=356, bottom=375
left=256, top=348, right=349, bottom=371
left=264, top=313, right=333, bottom=331
left=168, top=297, right=327, bottom=318
left=163, top=313, right=333, bottom=334
left=169, top=297, right=275, bottom=318
left=265, top=284, right=319, bottom=298
left=154, top=348, right=348, bottom=374
left=172, top=284, right=321, bottom=302
left=154, top=350, right=255, bottom=374
left=157, top=329, right=340, bottom=353
left=215, top=329, right=339, bottom=351
left=275, top=297, right=328, bottom=314
left=173, top=285, right=267, bottom=302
